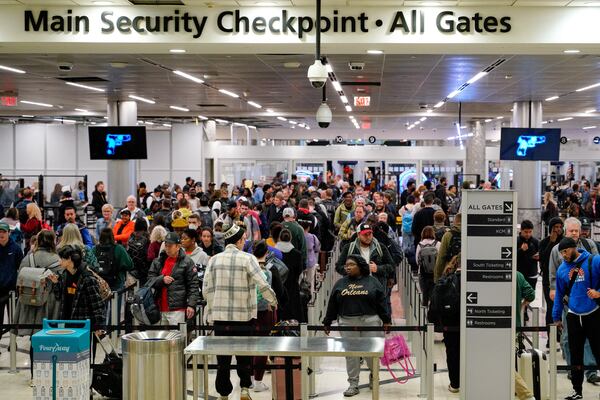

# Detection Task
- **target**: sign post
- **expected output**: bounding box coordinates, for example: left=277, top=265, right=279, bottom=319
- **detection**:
left=460, top=190, right=517, bottom=399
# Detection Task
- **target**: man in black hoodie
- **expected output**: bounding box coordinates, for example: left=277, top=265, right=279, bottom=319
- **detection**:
left=412, top=192, right=436, bottom=252
left=516, top=219, right=540, bottom=291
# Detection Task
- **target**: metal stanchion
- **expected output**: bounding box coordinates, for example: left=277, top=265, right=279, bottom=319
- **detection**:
left=179, top=322, right=188, bottom=344
left=531, top=307, right=540, bottom=349
left=417, top=306, right=427, bottom=398
left=426, top=323, right=434, bottom=400
left=8, top=291, right=18, bottom=374
left=549, top=325, right=557, bottom=400
left=110, top=291, right=118, bottom=348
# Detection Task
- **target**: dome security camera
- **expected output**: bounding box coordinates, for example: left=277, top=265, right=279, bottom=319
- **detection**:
left=307, top=60, right=328, bottom=89
left=316, top=102, right=332, bottom=128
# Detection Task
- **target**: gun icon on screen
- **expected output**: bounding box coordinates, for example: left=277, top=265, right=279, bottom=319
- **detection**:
left=106, top=134, right=131, bottom=155
left=516, top=135, right=546, bottom=157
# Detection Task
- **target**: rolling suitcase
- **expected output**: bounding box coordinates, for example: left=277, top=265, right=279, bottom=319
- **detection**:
left=517, top=348, right=550, bottom=400
left=271, top=357, right=301, bottom=400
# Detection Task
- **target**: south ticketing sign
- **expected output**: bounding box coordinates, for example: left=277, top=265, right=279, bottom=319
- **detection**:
left=460, top=190, right=517, bottom=400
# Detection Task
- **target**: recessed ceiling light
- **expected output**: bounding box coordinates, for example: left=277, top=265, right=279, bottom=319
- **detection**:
left=277, top=116, right=287, bottom=121
left=485, top=118, right=493, bottom=123
left=340, top=95, right=348, bottom=104
left=145, top=121, right=154, bottom=125
left=65, top=82, right=105, bottom=92
left=283, top=62, right=301, bottom=69
left=289, top=120, right=298, bottom=125
left=345, top=105, right=352, bottom=112
left=21, top=115, right=34, bottom=118
left=332, top=81, right=342, bottom=91
left=419, top=117, right=427, bottom=122
left=129, top=94, right=156, bottom=104
left=367, top=50, right=384, bottom=55
left=496, top=116, right=504, bottom=120
left=173, top=70, right=204, bottom=84
left=21, top=100, right=53, bottom=108
left=163, top=123, right=172, bottom=127
left=219, top=89, right=239, bottom=98
left=0, top=65, right=25, bottom=74
left=169, top=49, right=186, bottom=53
left=563, top=49, right=581, bottom=54
left=583, top=126, right=597, bottom=130
left=197, top=115, right=208, bottom=120
left=170, top=105, right=189, bottom=112
left=247, top=101, right=262, bottom=109
left=545, top=96, right=559, bottom=102
left=557, top=117, right=573, bottom=122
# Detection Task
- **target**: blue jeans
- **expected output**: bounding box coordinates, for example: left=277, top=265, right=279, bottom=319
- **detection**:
left=561, top=309, right=598, bottom=379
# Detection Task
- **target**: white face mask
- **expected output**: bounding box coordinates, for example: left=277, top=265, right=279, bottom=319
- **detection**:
left=189, top=224, right=198, bottom=230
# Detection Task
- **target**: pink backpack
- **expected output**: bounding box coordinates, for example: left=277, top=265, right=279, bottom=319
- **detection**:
left=380, top=335, right=416, bottom=384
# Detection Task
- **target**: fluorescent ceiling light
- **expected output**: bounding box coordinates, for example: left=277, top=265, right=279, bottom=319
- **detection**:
left=129, top=94, right=156, bottom=104
left=21, top=115, right=34, bottom=118
left=460, top=125, right=467, bottom=129
left=138, top=120, right=144, bottom=124
left=266, top=108, right=275, bottom=114
left=170, top=105, right=189, bottom=112
left=215, top=119, right=229, bottom=124
left=541, top=120, right=548, bottom=124
left=345, top=105, right=352, bottom=112
left=169, top=49, right=186, bottom=53
left=145, top=121, right=154, bottom=125
left=173, top=70, right=204, bottom=84
left=277, top=116, right=287, bottom=121
left=467, top=71, right=488, bottom=84
left=21, top=100, right=53, bottom=107
left=414, top=121, right=421, bottom=125
left=447, top=89, right=461, bottom=99
left=545, top=96, right=559, bottom=102
left=197, top=115, right=208, bottom=120
left=434, top=101, right=445, bottom=108
left=163, top=123, right=172, bottom=127
left=340, top=95, right=348, bottom=104
left=289, top=120, right=298, bottom=125
left=247, top=101, right=262, bottom=109
left=332, top=81, right=342, bottom=91
left=585, top=109, right=596, bottom=114
left=557, top=117, right=573, bottom=121
left=54, top=118, right=76, bottom=123
left=0, top=65, right=25, bottom=74
left=583, top=126, right=597, bottom=130
left=219, top=89, right=239, bottom=98
left=75, top=108, right=88, bottom=113
left=66, top=82, right=105, bottom=92
left=367, top=50, right=384, bottom=55
left=563, top=49, right=580, bottom=54
left=325, top=64, right=333, bottom=73
left=484, top=118, right=493, bottom=122
left=426, top=109, right=433, bottom=114
left=496, top=116, right=504, bottom=119
left=576, top=82, right=600, bottom=92
left=298, top=123, right=306, bottom=128
left=419, top=117, right=427, bottom=122
left=305, top=126, right=310, bottom=130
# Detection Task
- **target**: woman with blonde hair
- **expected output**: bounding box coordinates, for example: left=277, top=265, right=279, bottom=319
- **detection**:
left=57, top=223, right=98, bottom=268
left=542, top=191, right=559, bottom=229
left=22, top=203, right=44, bottom=252
left=147, top=224, right=168, bottom=262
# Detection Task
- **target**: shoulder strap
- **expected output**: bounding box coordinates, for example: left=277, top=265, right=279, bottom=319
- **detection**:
left=29, top=252, right=35, bottom=267
left=566, top=258, right=585, bottom=297
left=348, top=241, right=356, bottom=255
left=581, top=238, right=592, bottom=252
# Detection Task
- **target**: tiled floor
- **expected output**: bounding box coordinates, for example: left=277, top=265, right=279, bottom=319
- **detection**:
left=0, top=283, right=598, bottom=399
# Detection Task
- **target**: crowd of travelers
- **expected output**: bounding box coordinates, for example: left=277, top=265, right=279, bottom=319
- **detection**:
left=0, top=173, right=599, bottom=400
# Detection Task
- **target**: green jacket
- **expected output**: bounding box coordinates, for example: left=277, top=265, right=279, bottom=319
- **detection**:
left=91, top=243, right=134, bottom=289
left=333, top=203, right=355, bottom=230
left=516, top=271, right=535, bottom=328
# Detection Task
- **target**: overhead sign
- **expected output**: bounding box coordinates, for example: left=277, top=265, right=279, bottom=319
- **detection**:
left=461, top=190, right=516, bottom=399
left=354, top=96, right=371, bottom=107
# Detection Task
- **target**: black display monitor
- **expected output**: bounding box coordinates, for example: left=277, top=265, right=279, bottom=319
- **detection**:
left=499, top=128, right=560, bottom=161
left=88, top=126, right=147, bottom=160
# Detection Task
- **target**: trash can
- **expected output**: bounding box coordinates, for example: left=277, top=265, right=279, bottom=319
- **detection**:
left=122, top=330, right=186, bottom=400
left=31, top=319, right=91, bottom=400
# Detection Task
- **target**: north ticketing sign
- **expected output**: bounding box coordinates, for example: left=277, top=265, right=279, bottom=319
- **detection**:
left=461, top=190, right=517, bottom=399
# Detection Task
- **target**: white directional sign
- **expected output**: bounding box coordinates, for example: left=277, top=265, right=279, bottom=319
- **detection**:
left=460, top=190, right=517, bottom=399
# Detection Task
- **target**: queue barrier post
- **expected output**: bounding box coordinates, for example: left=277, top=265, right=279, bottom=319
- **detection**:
left=8, top=291, right=18, bottom=374
left=417, top=306, right=427, bottom=398
left=425, top=323, right=434, bottom=400
left=531, top=307, right=540, bottom=349
left=549, top=325, right=558, bottom=400
left=110, top=291, right=119, bottom=348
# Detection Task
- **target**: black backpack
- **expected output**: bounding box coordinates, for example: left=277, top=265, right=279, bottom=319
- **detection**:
left=446, top=230, right=461, bottom=261
left=127, top=234, right=149, bottom=283
left=435, top=226, right=450, bottom=242
left=198, top=210, right=213, bottom=228
left=428, top=271, right=461, bottom=327
left=95, top=244, right=116, bottom=286
left=321, top=199, right=336, bottom=223
left=130, top=287, right=161, bottom=325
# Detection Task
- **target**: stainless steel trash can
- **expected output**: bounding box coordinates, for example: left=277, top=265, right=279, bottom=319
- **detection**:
left=122, top=331, right=186, bottom=400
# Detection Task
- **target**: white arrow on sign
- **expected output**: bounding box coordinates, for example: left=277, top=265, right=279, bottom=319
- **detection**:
left=502, top=248, right=512, bottom=258
left=467, top=293, right=477, bottom=303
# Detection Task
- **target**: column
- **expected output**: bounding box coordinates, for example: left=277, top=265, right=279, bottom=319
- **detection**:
left=106, top=100, right=138, bottom=207
left=511, top=101, right=543, bottom=228
left=465, top=120, right=486, bottom=185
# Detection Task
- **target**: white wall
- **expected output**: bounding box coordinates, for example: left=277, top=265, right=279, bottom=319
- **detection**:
left=0, top=123, right=204, bottom=200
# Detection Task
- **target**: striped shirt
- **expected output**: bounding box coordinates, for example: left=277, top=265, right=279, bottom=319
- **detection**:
left=203, top=244, right=277, bottom=323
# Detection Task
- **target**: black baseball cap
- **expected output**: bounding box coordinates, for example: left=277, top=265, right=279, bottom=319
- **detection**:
left=165, top=232, right=181, bottom=245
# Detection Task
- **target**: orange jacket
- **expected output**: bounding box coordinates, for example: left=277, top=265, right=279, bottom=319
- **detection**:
left=112, top=220, right=134, bottom=246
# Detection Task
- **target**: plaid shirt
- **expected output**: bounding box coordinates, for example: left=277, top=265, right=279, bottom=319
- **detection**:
left=203, top=244, right=276, bottom=323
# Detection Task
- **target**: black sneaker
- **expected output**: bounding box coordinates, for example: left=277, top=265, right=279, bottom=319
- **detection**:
left=564, top=391, right=583, bottom=400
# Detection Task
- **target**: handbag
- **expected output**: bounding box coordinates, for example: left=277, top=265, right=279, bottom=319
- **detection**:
left=380, top=334, right=415, bottom=384
left=87, top=267, right=112, bottom=302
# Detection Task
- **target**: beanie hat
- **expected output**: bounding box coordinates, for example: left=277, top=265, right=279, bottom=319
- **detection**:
left=548, top=217, right=563, bottom=231
left=558, top=237, right=577, bottom=252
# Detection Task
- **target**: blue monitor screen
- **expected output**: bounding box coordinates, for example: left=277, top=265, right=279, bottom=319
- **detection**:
left=88, top=126, right=147, bottom=160
left=499, top=128, right=560, bottom=161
